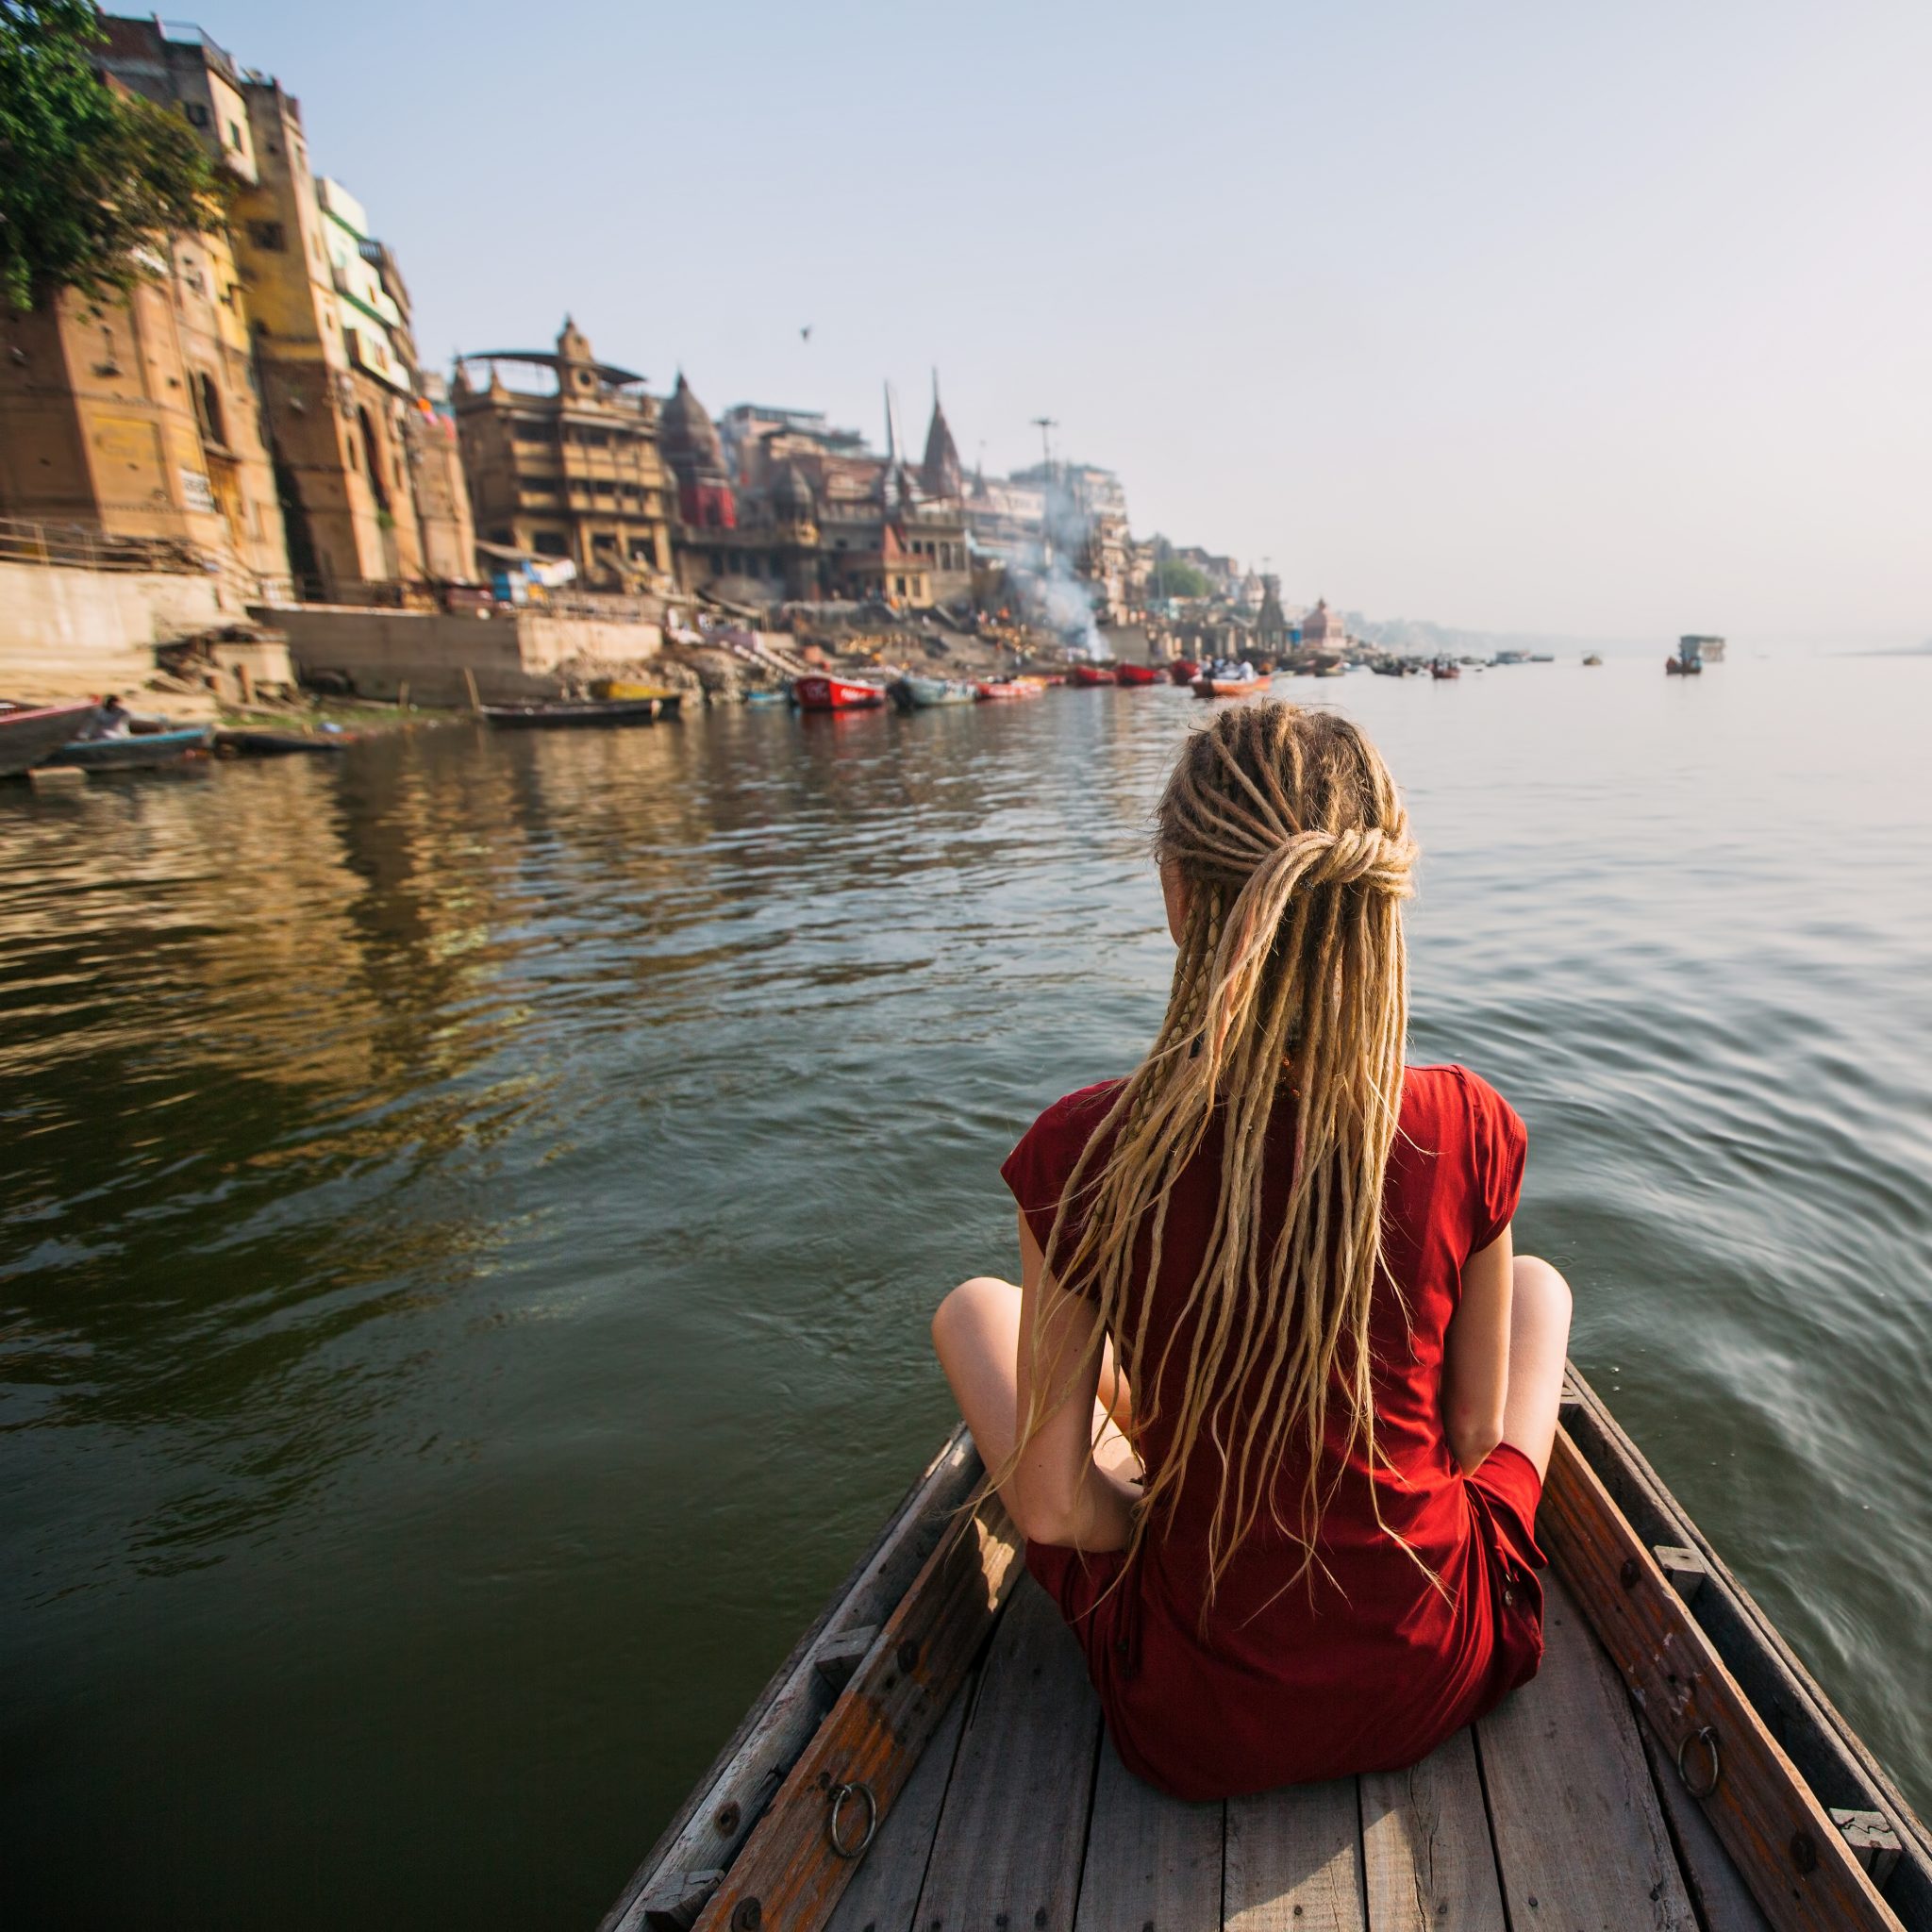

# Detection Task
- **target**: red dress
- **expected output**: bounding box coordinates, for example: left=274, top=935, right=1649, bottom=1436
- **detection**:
left=1001, top=1063, right=1545, bottom=1800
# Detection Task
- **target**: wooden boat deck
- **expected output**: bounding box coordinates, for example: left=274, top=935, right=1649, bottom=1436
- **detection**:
left=824, top=1565, right=1746, bottom=1932
left=609, top=1374, right=1928, bottom=1932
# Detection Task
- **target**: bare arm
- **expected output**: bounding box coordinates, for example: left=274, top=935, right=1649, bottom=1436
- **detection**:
left=1441, top=1222, right=1513, bottom=1474
left=1008, top=1213, right=1139, bottom=1551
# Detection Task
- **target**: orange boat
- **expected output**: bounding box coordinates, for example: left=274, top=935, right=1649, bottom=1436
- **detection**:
left=974, top=678, right=1044, bottom=701
left=794, top=675, right=888, bottom=711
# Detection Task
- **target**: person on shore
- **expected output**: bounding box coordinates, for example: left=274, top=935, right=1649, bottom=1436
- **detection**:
left=932, top=700, right=1571, bottom=1798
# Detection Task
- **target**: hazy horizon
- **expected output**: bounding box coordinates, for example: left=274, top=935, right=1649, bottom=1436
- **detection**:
left=195, top=0, right=1928, bottom=643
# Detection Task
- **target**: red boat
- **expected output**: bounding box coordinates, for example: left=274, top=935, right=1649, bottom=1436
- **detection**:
left=0, top=700, right=99, bottom=777
left=1114, top=662, right=1160, bottom=687
left=793, top=675, right=887, bottom=711
left=974, top=678, right=1044, bottom=701
left=1192, top=671, right=1268, bottom=700
left=1069, top=663, right=1117, bottom=688
left=1429, top=660, right=1462, bottom=681
left=1167, top=658, right=1200, bottom=685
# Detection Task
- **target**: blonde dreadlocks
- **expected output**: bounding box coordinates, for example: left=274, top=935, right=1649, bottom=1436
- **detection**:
left=1035, top=700, right=1418, bottom=1607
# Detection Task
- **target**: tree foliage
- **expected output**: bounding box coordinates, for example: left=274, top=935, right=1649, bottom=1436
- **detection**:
left=1153, top=558, right=1213, bottom=599
left=0, top=1, right=227, bottom=311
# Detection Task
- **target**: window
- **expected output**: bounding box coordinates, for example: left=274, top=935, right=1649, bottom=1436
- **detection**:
left=628, top=541, right=652, bottom=560
left=248, top=221, right=286, bottom=252
left=532, top=531, right=568, bottom=558
left=226, top=122, right=243, bottom=151
left=184, top=102, right=208, bottom=128
left=193, top=371, right=226, bottom=449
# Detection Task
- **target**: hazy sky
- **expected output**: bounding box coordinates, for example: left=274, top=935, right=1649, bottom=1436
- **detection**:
left=203, top=1, right=1927, bottom=641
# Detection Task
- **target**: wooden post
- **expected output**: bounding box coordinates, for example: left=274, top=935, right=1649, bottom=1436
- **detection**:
left=397, top=679, right=409, bottom=712
left=463, top=665, right=481, bottom=713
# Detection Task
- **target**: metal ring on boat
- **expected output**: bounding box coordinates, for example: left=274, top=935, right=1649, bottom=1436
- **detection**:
left=1677, top=1724, right=1722, bottom=1798
left=826, top=1780, right=878, bottom=1859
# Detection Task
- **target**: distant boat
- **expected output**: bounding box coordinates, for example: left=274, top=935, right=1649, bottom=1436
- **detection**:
left=1069, top=663, right=1117, bottom=688
left=793, top=675, right=887, bottom=711
left=974, top=678, right=1044, bottom=701
left=52, top=724, right=214, bottom=770
left=1430, top=660, right=1461, bottom=681
left=1583, top=654, right=1604, bottom=667
left=0, top=701, right=98, bottom=776
left=1114, top=662, right=1160, bottom=687
left=1665, top=657, right=1702, bottom=677
left=591, top=679, right=686, bottom=708
left=481, top=697, right=664, bottom=727
left=214, top=728, right=348, bottom=757
left=741, top=688, right=792, bottom=707
left=891, top=675, right=977, bottom=709
left=1192, top=663, right=1265, bottom=699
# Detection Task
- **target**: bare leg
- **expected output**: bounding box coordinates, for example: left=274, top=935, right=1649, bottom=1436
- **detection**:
left=931, top=1275, right=1139, bottom=1490
left=1499, top=1255, right=1573, bottom=1480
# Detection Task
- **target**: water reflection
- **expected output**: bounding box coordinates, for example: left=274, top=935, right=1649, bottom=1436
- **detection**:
left=2, top=660, right=1929, bottom=1929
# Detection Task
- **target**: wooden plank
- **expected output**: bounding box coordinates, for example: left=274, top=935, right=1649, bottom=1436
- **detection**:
left=1477, top=1566, right=1695, bottom=1928
left=1834, top=1812, right=1905, bottom=1890
left=1359, top=1730, right=1506, bottom=1932
left=1562, top=1369, right=1932, bottom=1927
left=1541, top=1425, right=1904, bottom=1932
left=1226, top=1778, right=1363, bottom=1932
left=693, top=1501, right=1026, bottom=1932
left=910, top=1574, right=1103, bottom=1932
left=1639, top=1718, right=1774, bottom=1932
left=1075, top=1734, right=1224, bottom=1932
left=605, top=1430, right=984, bottom=1932
left=826, top=1681, right=973, bottom=1932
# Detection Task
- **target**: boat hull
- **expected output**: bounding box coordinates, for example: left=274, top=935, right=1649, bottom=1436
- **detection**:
left=0, top=702, right=99, bottom=776
left=1191, top=676, right=1266, bottom=699
left=794, top=676, right=887, bottom=711
left=1114, top=663, right=1160, bottom=687
left=53, top=725, right=213, bottom=770
left=1069, top=664, right=1118, bottom=687
left=1167, top=659, right=1200, bottom=684
left=892, top=677, right=977, bottom=709
left=974, top=679, right=1043, bottom=701
left=480, top=698, right=662, bottom=727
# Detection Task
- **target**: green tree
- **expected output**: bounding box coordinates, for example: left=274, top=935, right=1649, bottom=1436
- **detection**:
left=0, top=1, right=226, bottom=311
left=1154, top=558, right=1212, bottom=599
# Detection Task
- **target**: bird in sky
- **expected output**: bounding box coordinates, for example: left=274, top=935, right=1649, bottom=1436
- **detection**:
left=800, top=325, right=813, bottom=344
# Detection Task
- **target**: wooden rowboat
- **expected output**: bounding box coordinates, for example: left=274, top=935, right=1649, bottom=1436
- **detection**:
left=1114, top=663, right=1161, bottom=687
left=794, top=676, right=888, bottom=712
left=1070, top=664, right=1118, bottom=688
left=605, top=1365, right=1927, bottom=1932
left=52, top=725, right=213, bottom=770
left=480, top=698, right=664, bottom=727
left=1192, top=673, right=1267, bottom=700
left=0, top=701, right=99, bottom=776
left=891, top=676, right=978, bottom=709
left=974, top=679, right=1044, bottom=701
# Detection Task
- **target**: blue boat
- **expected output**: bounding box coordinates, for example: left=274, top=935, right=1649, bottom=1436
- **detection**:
left=53, top=725, right=214, bottom=771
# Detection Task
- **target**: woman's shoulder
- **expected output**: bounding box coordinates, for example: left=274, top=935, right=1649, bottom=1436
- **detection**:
left=1000, top=1079, right=1127, bottom=1223
left=1400, top=1063, right=1528, bottom=1252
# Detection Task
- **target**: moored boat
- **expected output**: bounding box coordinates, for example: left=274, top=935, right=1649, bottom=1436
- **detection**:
left=974, top=678, right=1045, bottom=701
left=591, top=679, right=686, bottom=708
left=1069, top=663, right=1118, bottom=688
left=480, top=697, right=663, bottom=727
left=0, top=700, right=98, bottom=776
left=794, top=675, right=889, bottom=712
left=606, top=1365, right=1930, bottom=1932
left=742, top=688, right=794, bottom=707
left=891, top=675, right=978, bottom=710
left=214, top=727, right=349, bottom=757
left=1430, top=659, right=1462, bottom=680
left=1167, top=658, right=1201, bottom=685
left=51, top=725, right=213, bottom=771
left=1114, top=662, right=1161, bottom=687
left=1191, top=661, right=1265, bottom=700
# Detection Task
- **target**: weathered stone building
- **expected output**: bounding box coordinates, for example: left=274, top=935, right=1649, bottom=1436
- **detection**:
left=453, top=320, right=674, bottom=590
left=0, top=33, right=288, bottom=587
left=94, top=17, right=468, bottom=598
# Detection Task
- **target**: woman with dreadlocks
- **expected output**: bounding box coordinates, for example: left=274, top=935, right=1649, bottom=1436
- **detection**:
left=933, top=701, right=1572, bottom=1795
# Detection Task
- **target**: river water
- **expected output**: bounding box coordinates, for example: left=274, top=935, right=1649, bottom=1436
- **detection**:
left=3, top=655, right=1928, bottom=1927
